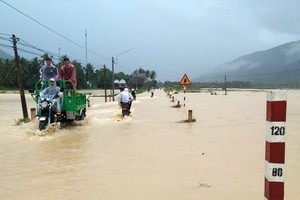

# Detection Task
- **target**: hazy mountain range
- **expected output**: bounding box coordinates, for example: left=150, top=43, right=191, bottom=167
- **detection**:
left=194, top=40, right=300, bottom=85
left=2, top=40, right=300, bottom=86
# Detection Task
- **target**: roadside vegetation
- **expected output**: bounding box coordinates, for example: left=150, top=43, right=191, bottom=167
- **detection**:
left=0, top=54, right=159, bottom=91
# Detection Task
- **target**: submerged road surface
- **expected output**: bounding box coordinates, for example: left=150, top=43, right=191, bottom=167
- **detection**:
left=0, top=89, right=300, bottom=199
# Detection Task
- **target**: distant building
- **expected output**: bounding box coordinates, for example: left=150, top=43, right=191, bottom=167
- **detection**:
left=131, top=72, right=146, bottom=80
left=129, top=73, right=147, bottom=89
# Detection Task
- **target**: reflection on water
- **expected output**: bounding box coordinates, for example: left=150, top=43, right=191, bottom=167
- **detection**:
left=0, top=90, right=300, bottom=199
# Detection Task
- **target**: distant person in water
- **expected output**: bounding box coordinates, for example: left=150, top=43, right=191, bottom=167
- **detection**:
left=150, top=87, right=155, bottom=98
left=131, top=88, right=136, bottom=100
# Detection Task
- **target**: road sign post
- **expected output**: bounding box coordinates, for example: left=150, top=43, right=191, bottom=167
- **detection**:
left=179, top=74, right=191, bottom=107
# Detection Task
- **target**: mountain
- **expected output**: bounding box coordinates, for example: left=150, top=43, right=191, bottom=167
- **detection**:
left=194, top=40, right=300, bottom=85
left=0, top=49, right=13, bottom=60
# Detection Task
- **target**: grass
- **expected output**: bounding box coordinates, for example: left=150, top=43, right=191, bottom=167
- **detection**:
left=15, top=118, right=30, bottom=125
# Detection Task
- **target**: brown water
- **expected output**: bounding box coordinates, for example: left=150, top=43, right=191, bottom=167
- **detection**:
left=0, top=89, right=299, bottom=200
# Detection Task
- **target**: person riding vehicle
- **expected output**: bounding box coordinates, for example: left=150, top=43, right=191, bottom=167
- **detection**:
left=39, top=78, right=63, bottom=114
left=131, top=88, right=136, bottom=100
left=115, top=87, right=133, bottom=116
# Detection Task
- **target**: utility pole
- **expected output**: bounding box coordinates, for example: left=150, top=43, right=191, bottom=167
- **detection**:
left=112, top=57, right=115, bottom=101
left=224, top=75, right=227, bottom=95
left=104, top=65, right=107, bottom=102
left=85, top=29, right=88, bottom=67
left=11, top=34, right=29, bottom=121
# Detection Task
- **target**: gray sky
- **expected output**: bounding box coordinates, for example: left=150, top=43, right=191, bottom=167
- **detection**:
left=1, top=0, right=300, bottom=81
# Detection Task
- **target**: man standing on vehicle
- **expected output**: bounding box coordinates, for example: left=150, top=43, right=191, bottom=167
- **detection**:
left=59, top=57, right=77, bottom=90
left=40, top=57, right=58, bottom=80
left=39, top=57, right=58, bottom=88
left=39, top=78, right=63, bottom=113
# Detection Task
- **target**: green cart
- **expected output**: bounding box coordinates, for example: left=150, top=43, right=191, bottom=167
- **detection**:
left=30, top=80, right=91, bottom=129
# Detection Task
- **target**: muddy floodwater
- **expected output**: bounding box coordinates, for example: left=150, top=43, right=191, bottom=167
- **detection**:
left=0, top=89, right=300, bottom=200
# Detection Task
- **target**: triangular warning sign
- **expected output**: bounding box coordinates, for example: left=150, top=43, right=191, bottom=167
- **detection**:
left=179, top=74, right=191, bottom=85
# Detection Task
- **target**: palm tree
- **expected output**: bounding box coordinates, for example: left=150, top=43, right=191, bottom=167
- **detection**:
left=150, top=70, right=156, bottom=81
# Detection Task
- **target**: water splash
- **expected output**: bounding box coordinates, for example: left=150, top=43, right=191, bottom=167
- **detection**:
left=27, top=122, right=61, bottom=136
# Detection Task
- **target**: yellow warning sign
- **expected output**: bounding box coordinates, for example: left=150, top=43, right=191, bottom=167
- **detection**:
left=179, top=74, right=191, bottom=85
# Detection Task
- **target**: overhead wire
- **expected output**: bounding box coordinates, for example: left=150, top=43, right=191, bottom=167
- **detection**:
left=0, top=43, right=13, bottom=48
left=18, top=39, right=60, bottom=58
left=17, top=47, right=47, bottom=57
left=0, top=33, right=11, bottom=36
left=0, top=36, right=12, bottom=42
left=2, top=35, right=105, bottom=67
left=0, top=0, right=111, bottom=61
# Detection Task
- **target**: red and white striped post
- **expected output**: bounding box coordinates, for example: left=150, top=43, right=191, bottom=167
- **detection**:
left=264, top=91, right=287, bottom=200
left=183, top=85, right=186, bottom=107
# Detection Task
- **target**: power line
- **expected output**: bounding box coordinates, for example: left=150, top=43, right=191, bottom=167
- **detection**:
left=0, top=0, right=111, bottom=61
left=18, top=39, right=60, bottom=58
left=0, top=33, right=11, bottom=36
left=0, top=43, right=13, bottom=48
left=2, top=34, right=106, bottom=67
left=0, top=36, right=12, bottom=42
left=17, top=47, right=47, bottom=57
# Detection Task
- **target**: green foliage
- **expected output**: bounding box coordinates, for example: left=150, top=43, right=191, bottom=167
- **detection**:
left=72, top=60, right=85, bottom=89
left=15, top=117, right=30, bottom=125
left=0, top=56, right=158, bottom=90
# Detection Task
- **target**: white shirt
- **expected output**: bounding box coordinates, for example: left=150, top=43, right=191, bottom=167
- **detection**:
left=117, top=91, right=133, bottom=103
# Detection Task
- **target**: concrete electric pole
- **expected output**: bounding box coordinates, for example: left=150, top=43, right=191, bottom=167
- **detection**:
left=11, top=34, right=29, bottom=121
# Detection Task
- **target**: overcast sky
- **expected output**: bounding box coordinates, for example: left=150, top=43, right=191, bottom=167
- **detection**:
left=1, top=0, right=300, bottom=81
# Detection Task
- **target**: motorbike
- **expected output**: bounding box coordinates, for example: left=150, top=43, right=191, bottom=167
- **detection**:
left=38, top=94, right=60, bottom=130
left=121, top=102, right=131, bottom=117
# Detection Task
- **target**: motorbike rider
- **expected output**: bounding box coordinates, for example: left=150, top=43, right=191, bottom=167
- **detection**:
left=39, top=78, right=63, bottom=114
left=115, top=87, right=133, bottom=113
left=124, top=87, right=133, bottom=111
left=150, top=87, right=155, bottom=98
left=131, top=88, right=136, bottom=100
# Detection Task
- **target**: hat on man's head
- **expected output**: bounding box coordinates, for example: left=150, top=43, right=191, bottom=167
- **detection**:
left=63, top=57, right=69, bottom=61
left=49, top=78, right=55, bottom=82
left=45, top=57, right=52, bottom=61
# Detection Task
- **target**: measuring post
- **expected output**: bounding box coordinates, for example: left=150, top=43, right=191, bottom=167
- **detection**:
left=264, top=91, right=287, bottom=200
left=183, top=85, right=186, bottom=107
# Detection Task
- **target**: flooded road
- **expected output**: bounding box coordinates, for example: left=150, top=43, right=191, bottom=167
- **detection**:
left=0, top=89, right=300, bottom=199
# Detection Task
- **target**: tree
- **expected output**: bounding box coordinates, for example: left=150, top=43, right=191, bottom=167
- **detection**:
left=0, top=55, right=160, bottom=90
left=94, top=66, right=112, bottom=89
left=150, top=70, right=156, bottom=81
left=22, top=57, right=40, bottom=88
left=72, top=60, right=85, bottom=89
left=84, top=63, right=95, bottom=88
left=0, top=58, right=17, bottom=88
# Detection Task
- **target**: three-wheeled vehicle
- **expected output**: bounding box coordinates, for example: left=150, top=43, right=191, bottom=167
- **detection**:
left=29, top=80, right=91, bottom=130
